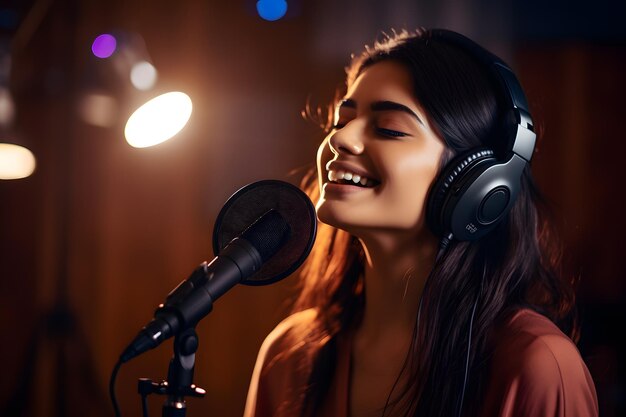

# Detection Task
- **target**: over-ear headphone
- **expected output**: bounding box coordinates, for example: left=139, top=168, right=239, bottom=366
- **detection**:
left=425, top=29, right=537, bottom=242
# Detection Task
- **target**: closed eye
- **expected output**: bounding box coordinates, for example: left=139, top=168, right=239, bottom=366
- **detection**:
left=376, top=127, right=408, bottom=138
left=330, top=123, right=408, bottom=138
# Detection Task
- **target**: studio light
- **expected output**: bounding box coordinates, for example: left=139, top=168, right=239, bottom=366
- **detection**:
left=124, top=92, right=192, bottom=148
left=86, top=31, right=191, bottom=149
left=0, top=56, right=36, bottom=180
left=0, top=142, right=36, bottom=180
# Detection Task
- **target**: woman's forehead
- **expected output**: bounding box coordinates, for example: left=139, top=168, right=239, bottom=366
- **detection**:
left=346, top=61, right=415, bottom=101
left=338, top=61, right=430, bottom=126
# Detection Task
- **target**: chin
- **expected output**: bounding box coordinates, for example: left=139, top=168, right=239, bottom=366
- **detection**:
left=316, top=198, right=353, bottom=231
left=315, top=198, right=338, bottom=226
left=315, top=198, right=373, bottom=234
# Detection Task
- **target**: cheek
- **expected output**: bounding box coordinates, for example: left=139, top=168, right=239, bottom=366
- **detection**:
left=380, top=147, right=442, bottom=219
left=385, top=145, right=440, bottom=189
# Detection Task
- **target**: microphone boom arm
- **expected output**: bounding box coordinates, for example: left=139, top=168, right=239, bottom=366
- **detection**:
left=121, top=237, right=265, bottom=363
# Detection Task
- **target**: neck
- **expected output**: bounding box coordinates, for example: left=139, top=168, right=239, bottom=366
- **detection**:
left=355, top=229, right=438, bottom=342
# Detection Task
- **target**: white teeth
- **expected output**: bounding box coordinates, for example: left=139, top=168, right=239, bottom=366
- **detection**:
left=327, top=168, right=376, bottom=187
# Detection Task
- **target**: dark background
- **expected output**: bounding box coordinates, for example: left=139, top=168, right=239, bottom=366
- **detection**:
left=0, top=1, right=624, bottom=416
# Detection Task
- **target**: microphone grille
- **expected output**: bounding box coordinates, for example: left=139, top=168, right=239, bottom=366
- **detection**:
left=240, top=209, right=290, bottom=262
left=213, top=180, right=317, bottom=285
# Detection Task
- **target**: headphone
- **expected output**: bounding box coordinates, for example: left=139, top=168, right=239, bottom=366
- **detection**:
left=425, top=29, right=537, bottom=242
left=415, top=29, right=537, bottom=417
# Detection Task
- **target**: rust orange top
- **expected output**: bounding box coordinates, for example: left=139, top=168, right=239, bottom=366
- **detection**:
left=244, top=308, right=598, bottom=417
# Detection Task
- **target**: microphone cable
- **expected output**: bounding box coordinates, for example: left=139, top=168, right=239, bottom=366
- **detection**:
left=109, top=358, right=123, bottom=417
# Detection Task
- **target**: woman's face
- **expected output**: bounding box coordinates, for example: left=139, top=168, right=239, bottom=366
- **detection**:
left=316, top=60, right=446, bottom=236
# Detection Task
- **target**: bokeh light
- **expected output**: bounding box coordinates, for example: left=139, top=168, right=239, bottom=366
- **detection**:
left=130, top=61, right=158, bottom=91
left=256, top=0, right=288, bottom=21
left=0, top=143, right=36, bottom=179
left=79, top=93, right=118, bottom=127
left=0, top=87, right=15, bottom=125
left=125, top=92, right=192, bottom=148
left=92, top=34, right=117, bottom=58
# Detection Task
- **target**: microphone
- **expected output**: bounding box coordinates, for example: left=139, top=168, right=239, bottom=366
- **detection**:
left=120, top=180, right=317, bottom=363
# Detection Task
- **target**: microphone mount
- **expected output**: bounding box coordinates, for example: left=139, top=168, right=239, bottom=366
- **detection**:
left=137, top=326, right=207, bottom=417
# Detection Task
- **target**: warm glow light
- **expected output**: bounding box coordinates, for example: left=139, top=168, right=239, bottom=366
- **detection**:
left=0, top=143, right=36, bottom=179
left=130, top=61, right=158, bottom=90
left=125, top=92, right=192, bottom=148
left=79, top=93, right=118, bottom=127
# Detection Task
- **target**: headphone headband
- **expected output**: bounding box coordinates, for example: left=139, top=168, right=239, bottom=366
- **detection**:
left=425, top=29, right=537, bottom=241
left=430, top=29, right=536, bottom=162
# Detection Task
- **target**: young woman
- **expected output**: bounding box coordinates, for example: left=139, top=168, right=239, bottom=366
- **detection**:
left=243, top=28, right=598, bottom=417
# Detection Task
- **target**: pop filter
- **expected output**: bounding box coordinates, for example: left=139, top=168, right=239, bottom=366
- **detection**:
left=212, top=180, right=317, bottom=285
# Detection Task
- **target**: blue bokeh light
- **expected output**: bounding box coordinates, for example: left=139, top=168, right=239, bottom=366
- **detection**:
left=256, top=0, right=287, bottom=21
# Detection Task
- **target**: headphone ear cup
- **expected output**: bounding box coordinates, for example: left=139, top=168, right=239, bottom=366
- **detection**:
left=426, top=149, right=496, bottom=238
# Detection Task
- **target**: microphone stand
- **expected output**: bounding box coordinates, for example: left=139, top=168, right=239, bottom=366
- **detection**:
left=137, top=326, right=206, bottom=417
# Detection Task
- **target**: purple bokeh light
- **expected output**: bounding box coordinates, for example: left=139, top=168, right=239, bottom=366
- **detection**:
left=91, top=34, right=117, bottom=58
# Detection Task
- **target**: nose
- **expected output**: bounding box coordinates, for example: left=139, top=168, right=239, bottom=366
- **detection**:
left=328, top=123, right=365, bottom=155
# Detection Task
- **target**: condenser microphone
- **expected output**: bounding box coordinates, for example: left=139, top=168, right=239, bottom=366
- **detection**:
left=120, top=180, right=316, bottom=363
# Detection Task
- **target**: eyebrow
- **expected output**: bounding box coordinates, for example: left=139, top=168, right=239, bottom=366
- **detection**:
left=339, top=99, right=424, bottom=125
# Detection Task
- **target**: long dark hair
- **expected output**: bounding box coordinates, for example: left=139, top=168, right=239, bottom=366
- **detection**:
left=293, top=29, right=577, bottom=417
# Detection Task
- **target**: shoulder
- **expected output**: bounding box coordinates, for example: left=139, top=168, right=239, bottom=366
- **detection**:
left=244, top=309, right=318, bottom=417
left=494, top=308, right=581, bottom=374
left=257, top=308, right=318, bottom=372
left=481, top=308, right=598, bottom=417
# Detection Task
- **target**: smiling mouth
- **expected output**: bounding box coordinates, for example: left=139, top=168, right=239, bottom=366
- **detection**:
left=327, top=169, right=379, bottom=188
